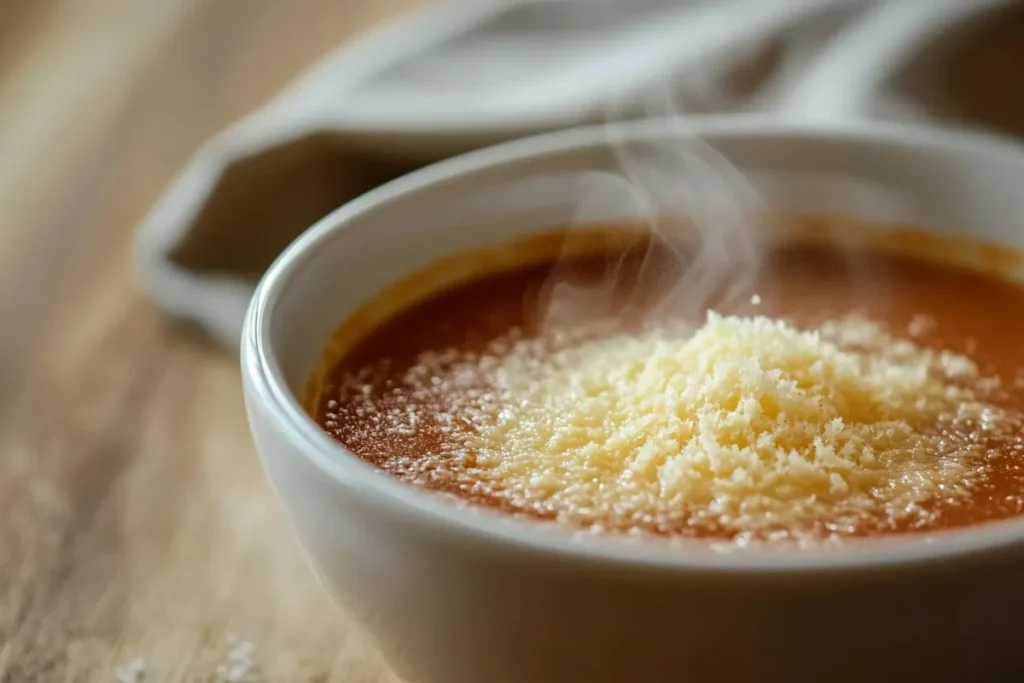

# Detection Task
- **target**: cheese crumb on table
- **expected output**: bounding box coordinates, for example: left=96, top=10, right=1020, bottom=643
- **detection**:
left=217, top=635, right=261, bottom=683
left=114, top=657, right=145, bottom=683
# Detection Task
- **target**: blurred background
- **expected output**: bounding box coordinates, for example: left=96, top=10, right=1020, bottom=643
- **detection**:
left=1, top=1, right=1023, bottom=681
left=1, top=2, right=412, bottom=682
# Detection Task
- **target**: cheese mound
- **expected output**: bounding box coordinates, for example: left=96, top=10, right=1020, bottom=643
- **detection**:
left=434, top=313, right=1003, bottom=539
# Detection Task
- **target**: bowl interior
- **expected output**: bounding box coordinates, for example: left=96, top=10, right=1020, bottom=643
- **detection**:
left=250, top=117, right=1024, bottom=567
left=265, top=119, right=1024, bottom=398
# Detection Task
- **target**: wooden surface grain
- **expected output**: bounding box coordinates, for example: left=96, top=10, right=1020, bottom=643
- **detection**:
left=0, top=2, right=415, bottom=681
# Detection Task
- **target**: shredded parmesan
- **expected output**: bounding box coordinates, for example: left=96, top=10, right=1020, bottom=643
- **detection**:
left=907, top=313, right=936, bottom=338
left=454, top=313, right=1008, bottom=538
left=337, top=313, right=1015, bottom=541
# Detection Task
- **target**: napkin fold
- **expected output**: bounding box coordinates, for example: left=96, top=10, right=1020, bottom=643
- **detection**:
left=134, top=0, right=1024, bottom=349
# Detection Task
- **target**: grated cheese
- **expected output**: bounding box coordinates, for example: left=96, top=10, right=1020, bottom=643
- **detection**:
left=333, top=310, right=1017, bottom=541
left=421, top=312, right=1016, bottom=540
left=452, top=312, right=1011, bottom=539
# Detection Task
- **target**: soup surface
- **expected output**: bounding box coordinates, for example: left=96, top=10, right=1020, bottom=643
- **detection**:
left=311, top=224, right=1024, bottom=543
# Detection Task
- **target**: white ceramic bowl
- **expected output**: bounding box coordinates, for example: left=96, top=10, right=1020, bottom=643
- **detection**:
left=242, top=117, right=1024, bottom=683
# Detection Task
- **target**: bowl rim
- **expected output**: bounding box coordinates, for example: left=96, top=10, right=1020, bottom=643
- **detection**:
left=243, top=114, right=1024, bottom=574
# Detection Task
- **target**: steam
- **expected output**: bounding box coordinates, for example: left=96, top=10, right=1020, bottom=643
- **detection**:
left=538, top=0, right=874, bottom=334
left=612, top=113, right=768, bottom=319
left=541, top=93, right=770, bottom=332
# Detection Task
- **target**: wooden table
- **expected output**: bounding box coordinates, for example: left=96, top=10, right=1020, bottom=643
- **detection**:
left=0, top=2, right=414, bottom=681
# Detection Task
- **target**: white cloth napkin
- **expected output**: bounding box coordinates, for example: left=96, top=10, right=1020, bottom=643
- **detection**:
left=134, top=0, right=1024, bottom=349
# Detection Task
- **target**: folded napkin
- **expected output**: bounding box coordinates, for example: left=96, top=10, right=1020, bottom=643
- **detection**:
left=134, top=0, right=1024, bottom=349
